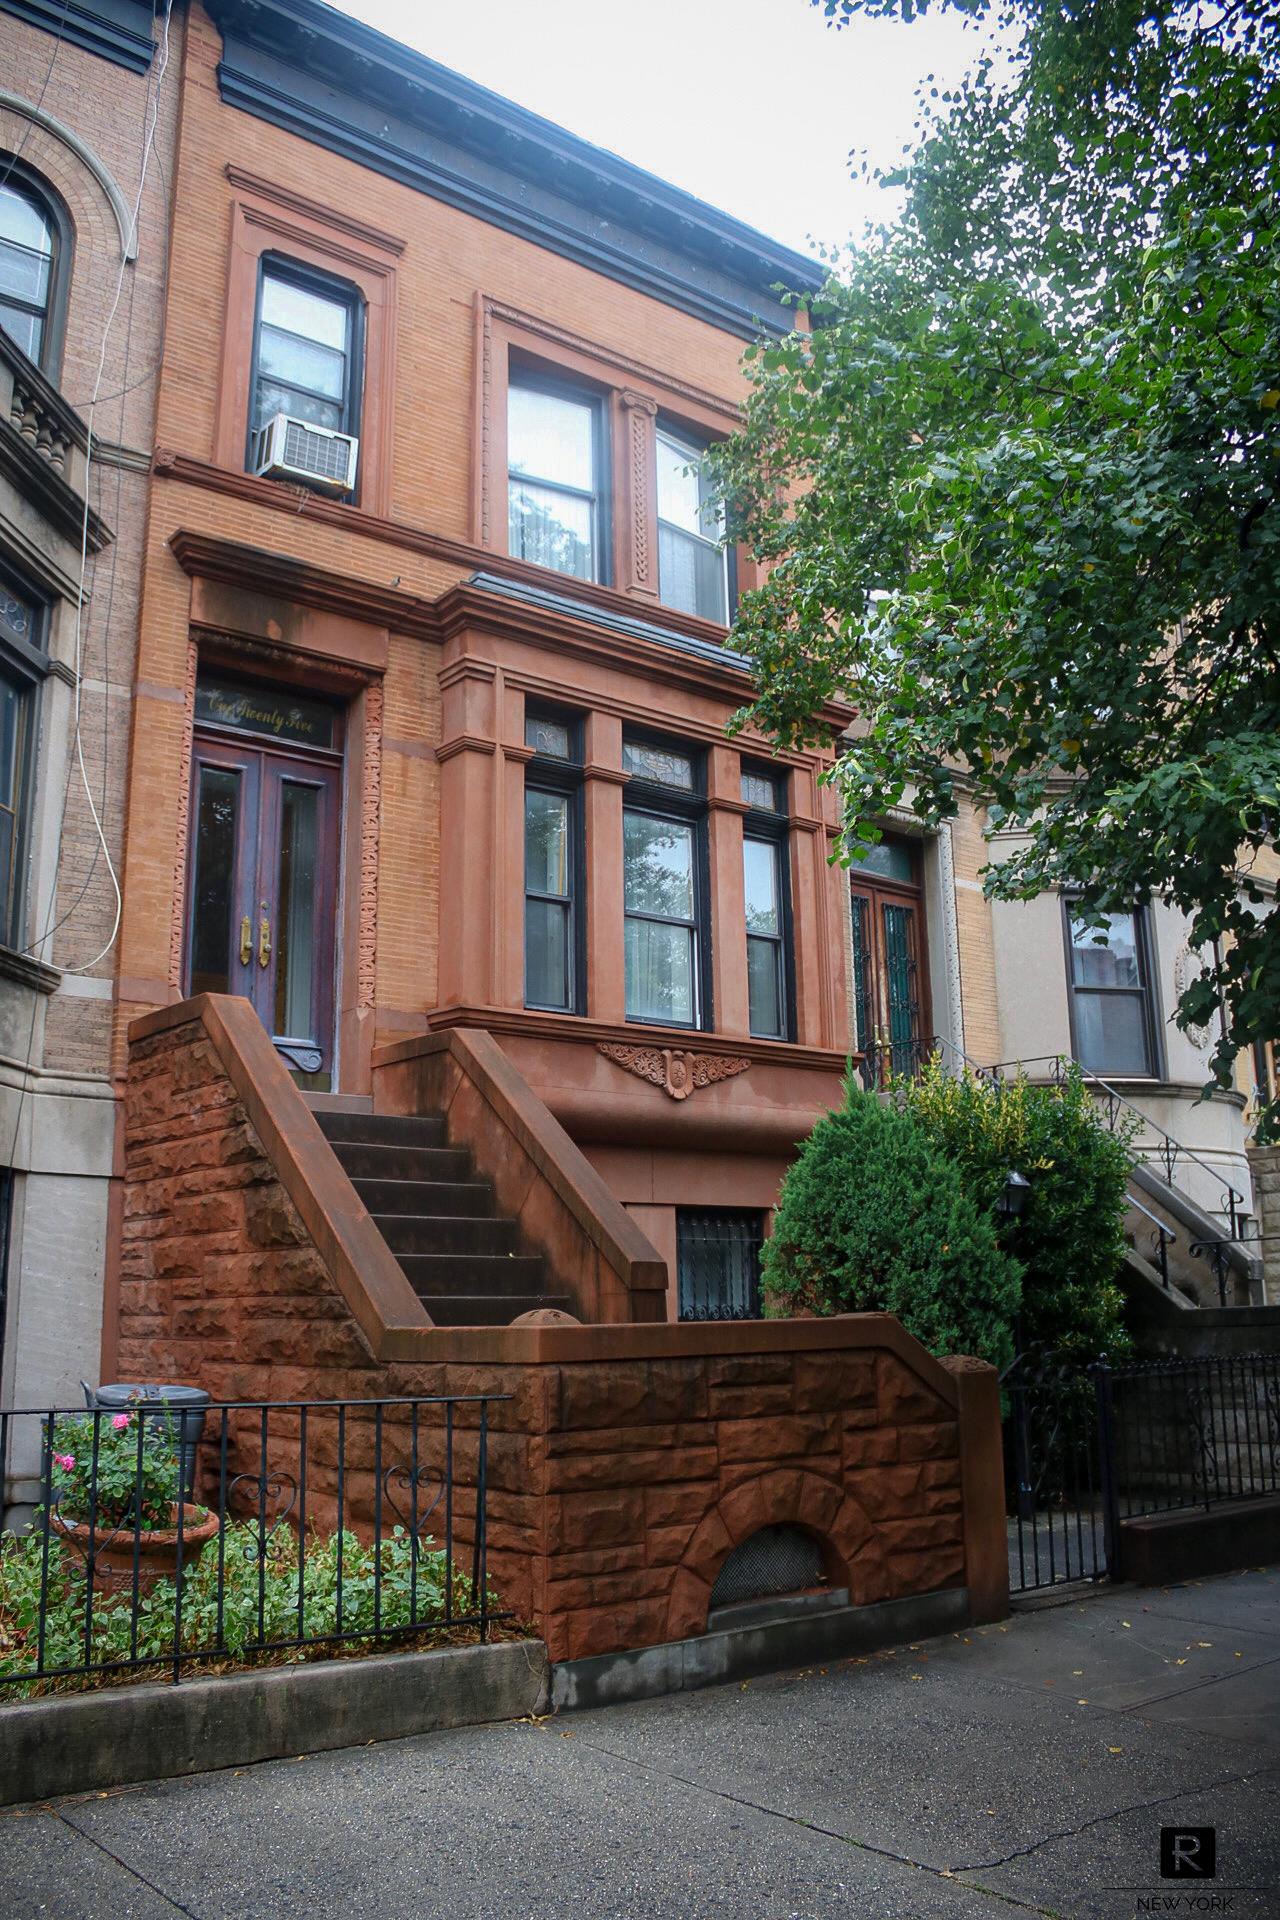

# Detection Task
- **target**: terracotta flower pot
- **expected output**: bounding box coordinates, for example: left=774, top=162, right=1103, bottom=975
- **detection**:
left=52, top=1502, right=220, bottom=1597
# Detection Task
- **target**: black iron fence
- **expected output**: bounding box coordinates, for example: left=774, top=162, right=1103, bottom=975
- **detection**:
left=0, top=1394, right=507, bottom=1695
left=1004, top=1351, right=1280, bottom=1593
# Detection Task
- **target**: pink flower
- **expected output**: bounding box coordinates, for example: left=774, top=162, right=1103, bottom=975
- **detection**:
left=53, top=1452, right=75, bottom=1472
left=111, top=1413, right=131, bottom=1431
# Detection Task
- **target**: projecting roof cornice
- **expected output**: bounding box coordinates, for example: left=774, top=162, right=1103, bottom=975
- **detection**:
left=202, top=0, right=824, bottom=338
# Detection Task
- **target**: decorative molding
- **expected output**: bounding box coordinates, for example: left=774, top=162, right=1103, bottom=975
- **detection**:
left=598, top=1041, right=751, bottom=1102
left=167, top=638, right=199, bottom=990
left=0, top=87, right=141, bottom=245
left=0, top=941, right=59, bottom=997
left=1172, top=942, right=1213, bottom=1051
left=436, top=734, right=497, bottom=763
left=935, top=820, right=965, bottom=1058
left=224, top=165, right=407, bottom=255
left=357, top=680, right=383, bottom=1015
left=621, top=391, right=657, bottom=599
left=437, top=656, right=498, bottom=689
left=619, top=389, right=659, bottom=419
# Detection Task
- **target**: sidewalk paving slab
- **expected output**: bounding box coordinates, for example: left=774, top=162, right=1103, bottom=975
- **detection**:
left=0, top=1566, right=1276, bottom=1920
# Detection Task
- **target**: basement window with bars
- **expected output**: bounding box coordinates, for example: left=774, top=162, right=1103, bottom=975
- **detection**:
left=676, top=1209, right=763, bottom=1321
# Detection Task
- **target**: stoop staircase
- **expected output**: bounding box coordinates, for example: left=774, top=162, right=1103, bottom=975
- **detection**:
left=313, top=1107, right=575, bottom=1326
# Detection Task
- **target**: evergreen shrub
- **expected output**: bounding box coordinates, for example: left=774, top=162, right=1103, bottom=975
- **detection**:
left=762, top=1074, right=1021, bottom=1372
left=903, top=1062, right=1132, bottom=1364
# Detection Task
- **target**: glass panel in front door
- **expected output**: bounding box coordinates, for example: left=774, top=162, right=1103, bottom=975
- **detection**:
left=882, top=902, right=921, bottom=1075
left=273, top=781, right=319, bottom=1045
left=190, top=764, right=246, bottom=995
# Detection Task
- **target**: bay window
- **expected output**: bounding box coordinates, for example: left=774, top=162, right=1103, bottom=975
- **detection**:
left=1066, top=904, right=1160, bottom=1077
left=508, top=373, right=606, bottom=583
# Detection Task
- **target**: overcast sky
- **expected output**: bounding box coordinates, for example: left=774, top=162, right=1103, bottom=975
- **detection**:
left=328, top=0, right=986, bottom=261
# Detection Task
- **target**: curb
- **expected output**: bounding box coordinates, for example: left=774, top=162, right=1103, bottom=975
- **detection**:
left=0, top=1639, right=550, bottom=1807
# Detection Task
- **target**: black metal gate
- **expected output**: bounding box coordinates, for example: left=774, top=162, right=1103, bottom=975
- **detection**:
left=1003, top=1350, right=1280, bottom=1594
left=1003, top=1351, right=1109, bottom=1592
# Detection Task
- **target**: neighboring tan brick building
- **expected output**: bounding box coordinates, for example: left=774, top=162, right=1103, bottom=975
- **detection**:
left=0, top=0, right=182, bottom=1419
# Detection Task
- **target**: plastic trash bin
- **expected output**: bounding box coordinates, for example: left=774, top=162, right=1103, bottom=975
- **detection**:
left=82, top=1382, right=211, bottom=1500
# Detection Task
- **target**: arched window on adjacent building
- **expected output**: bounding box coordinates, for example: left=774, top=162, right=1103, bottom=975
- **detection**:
left=0, top=169, right=70, bottom=378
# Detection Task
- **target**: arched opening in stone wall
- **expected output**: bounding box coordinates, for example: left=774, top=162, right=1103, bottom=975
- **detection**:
left=709, top=1523, right=832, bottom=1616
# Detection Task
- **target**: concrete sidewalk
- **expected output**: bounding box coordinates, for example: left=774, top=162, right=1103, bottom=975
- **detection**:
left=1, top=1567, right=1277, bottom=1919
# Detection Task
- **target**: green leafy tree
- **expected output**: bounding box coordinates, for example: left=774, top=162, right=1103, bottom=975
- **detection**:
left=903, top=1062, right=1132, bottom=1363
left=710, top=0, right=1280, bottom=1122
left=762, top=1074, right=1021, bottom=1370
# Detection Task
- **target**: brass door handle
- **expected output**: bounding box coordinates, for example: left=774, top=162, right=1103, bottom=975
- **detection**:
left=258, top=904, right=271, bottom=969
left=239, top=915, right=252, bottom=966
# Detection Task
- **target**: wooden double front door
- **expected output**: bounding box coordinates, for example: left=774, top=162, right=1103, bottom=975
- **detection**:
left=850, top=837, right=930, bottom=1085
left=186, top=678, right=342, bottom=1087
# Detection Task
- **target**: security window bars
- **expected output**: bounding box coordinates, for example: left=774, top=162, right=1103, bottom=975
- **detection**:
left=508, top=375, right=605, bottom=583
left=656, top=426, right=729, bottom=623
left=0, top=177, right=60, bottom=372
left=677, top=1209, right=764, bottom=1320
left=252, top=262, right=361, bottom=436
left=1066, top=905, right=1159, bottom=1078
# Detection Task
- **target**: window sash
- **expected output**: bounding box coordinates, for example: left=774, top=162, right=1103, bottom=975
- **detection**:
left=252, top=264, right=359, bottom=438
left=507, top=377, right=604, bottom=584
left=1065, top=903, right=1157, bottom=1076
left=623, top=805, right=703, bottom=1027
left=744, top=832, right=789, bottom=1040
left=0, top=660, right=34, bottom=948
left=525, top=784, right=577, bottom=1011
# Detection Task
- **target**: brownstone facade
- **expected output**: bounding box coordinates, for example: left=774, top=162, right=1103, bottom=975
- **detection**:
left=117, top=1004, right=1005, bottom=1660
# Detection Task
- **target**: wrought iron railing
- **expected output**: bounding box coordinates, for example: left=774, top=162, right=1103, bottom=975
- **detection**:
left=1103, top=1353, right=1280, bottom=1521
left=985, top=1053, right=1249, bottom=1241
left=0, top=1394, right=507, bottom=1695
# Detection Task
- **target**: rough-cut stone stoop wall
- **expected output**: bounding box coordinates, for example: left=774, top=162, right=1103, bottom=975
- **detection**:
left=115, top=1008, right=1008, bottom=1661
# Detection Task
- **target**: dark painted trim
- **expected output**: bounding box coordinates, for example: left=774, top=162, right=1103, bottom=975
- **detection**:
left=206, top=0, right=822, bottom=338
left=0, top=0, right=156, bottom=73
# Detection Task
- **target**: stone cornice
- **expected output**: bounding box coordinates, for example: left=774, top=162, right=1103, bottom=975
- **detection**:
left=425, top=1002, right=852, bottom=1076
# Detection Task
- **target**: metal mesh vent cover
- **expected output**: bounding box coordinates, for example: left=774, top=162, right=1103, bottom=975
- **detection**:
left=282, top=418, right=352, bottom=482
left=710, top=1523, right=826, bottom=1609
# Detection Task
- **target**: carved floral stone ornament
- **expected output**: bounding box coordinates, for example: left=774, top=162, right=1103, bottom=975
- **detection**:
left=597, top=1042, right=751, bottom=1101
left=1172, top=942, right=1213, bottom=1052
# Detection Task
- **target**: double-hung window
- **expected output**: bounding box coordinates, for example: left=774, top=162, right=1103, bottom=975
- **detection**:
left=741, top=765, right=791, bottom=1040
left=0, top=171, right=67, bottom=376
left=508, top=372, right=606, bottom=584
left=0, top=573, right=46, bottom=949
left=251, top=260, right=362, bottom=439
left=524, top=712, right=583, bottom=1013
left=1065, top=904, right=1160, bottom=1077
left=622, top=736, right=708, bottom=1029
left=656, top=425, right=729, bottom=624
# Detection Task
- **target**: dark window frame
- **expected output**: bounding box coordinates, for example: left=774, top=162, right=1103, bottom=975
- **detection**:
left=654, top=416, right=736, bottom=625
left=507, top=358, right=612, bottom=588
left=741, top=761, right=793, bottom=1042
left=1061, top=896, right=1164, bottom=1081
left=621, top=731, right=712, bottom=1032
left=246, top=253, right=365, bottom=471
left=0, top=566, right=49, bottom=951
left=523, top=707, right=586, bottom=1016
left=676, top=1207, right=765, bottom=1321
left=0, top=159, right=72, bottom=381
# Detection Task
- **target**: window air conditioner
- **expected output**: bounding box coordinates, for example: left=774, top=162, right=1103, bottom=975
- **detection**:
left=251, top=412, right=358, bottom=494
